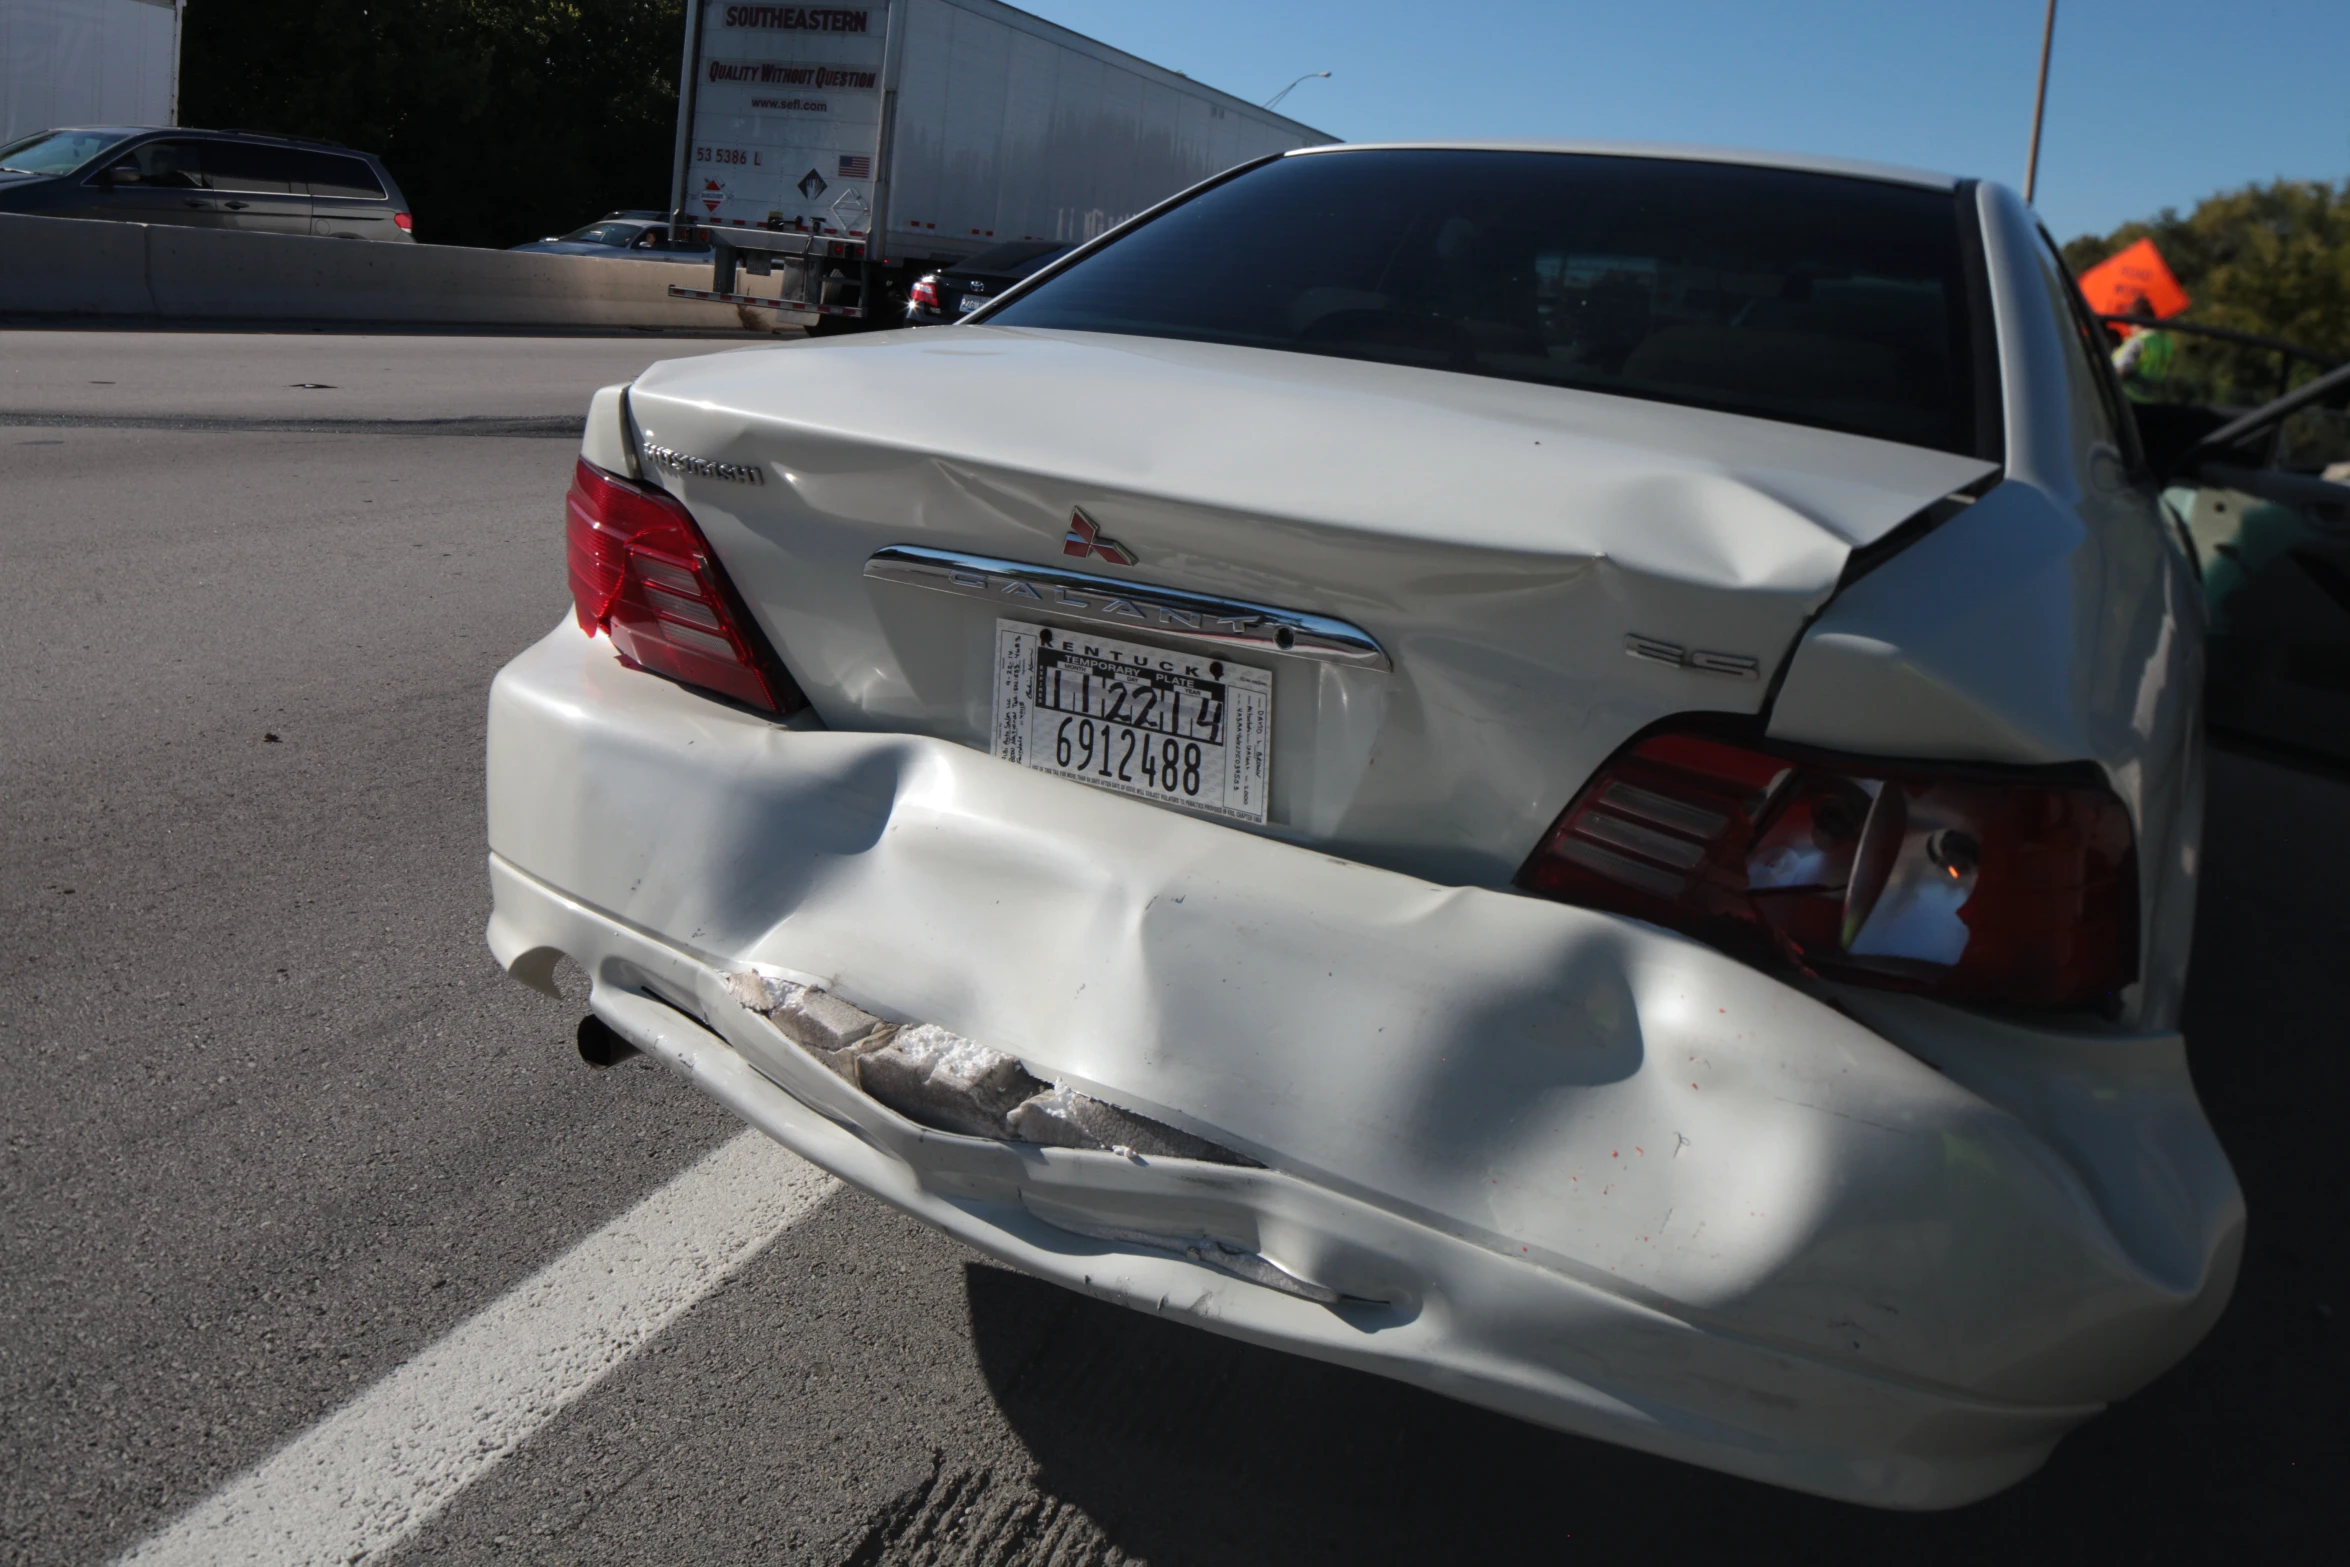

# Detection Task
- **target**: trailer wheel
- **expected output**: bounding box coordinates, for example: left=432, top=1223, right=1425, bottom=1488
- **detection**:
left=869, top=264, right=917, bottom=326
left=804, top=269, right=858, bottom=336
left=810, top=263, right=918, bottom=334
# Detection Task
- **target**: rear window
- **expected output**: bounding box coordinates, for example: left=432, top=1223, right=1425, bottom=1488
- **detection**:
left=989, top=150, right=1986, bottom=456
left=303, top=151, right=385, bottom=199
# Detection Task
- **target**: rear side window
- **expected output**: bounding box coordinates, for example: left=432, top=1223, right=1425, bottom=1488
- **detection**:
left=204, top=142, right=302, bottom=194
left=303, top=152, right=386, bottom=199
left=991, top=150, right=1987, bottom=456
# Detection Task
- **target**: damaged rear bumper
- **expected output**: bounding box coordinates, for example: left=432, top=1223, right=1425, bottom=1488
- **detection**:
left=486, top=622, right=2242, bottom=1509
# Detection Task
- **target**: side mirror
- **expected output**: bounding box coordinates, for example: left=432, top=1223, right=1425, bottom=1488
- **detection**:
left=98, top=161, right=140, bottom=187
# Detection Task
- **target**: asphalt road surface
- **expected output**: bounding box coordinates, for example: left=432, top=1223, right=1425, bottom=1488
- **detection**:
left=3, top=330, right=2342, bottom=1565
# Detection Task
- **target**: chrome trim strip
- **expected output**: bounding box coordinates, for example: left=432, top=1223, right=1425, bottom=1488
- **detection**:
left=863, top=545, right=1391, bottom=672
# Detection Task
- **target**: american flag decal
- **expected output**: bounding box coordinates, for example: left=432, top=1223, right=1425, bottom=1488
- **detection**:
left=837, top=154, right=871, bottom=179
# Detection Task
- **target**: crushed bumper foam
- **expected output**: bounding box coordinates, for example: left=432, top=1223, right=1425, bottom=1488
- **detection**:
left=723, top=971, right=1258, bottom=1166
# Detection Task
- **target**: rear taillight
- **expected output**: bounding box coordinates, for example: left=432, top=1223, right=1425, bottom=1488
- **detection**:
left=393, top=211, right=413, bottom=233
left=909, top=275, right=940, bottom=309
left=1518, top=729, right=2138, bottom=1011
left=564, top=457, right=804, bottom=714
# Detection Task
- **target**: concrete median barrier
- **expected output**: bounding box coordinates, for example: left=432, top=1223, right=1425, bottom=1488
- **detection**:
left=0, top=211, right=816, bottom=331
left=0, top=211, right=154, bottom=315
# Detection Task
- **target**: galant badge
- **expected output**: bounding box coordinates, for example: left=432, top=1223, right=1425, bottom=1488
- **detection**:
left=639, top=440, right=764, bottom=486
left=1063, top=509, right=1138, bottom=566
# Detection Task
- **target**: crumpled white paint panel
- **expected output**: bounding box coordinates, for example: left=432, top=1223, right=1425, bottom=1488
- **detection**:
left=487, top=622, right=2240, bottom=1407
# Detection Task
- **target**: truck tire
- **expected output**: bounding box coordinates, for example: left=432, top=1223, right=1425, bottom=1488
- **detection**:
left=812, top=263, right=917, bottom=335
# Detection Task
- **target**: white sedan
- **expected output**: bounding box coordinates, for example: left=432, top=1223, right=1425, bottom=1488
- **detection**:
left=485, top=143, right=2239, bottom=1509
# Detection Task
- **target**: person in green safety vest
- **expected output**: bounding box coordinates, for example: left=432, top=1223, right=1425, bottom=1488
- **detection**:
left=2111, top=291, right=2175, bottom=396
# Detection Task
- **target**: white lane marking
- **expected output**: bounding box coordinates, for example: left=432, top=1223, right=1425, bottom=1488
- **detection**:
left=116, top=1129, right=836, bottom=1566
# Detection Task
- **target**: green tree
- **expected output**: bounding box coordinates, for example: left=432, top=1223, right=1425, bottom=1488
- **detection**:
left=2064, top=178, right=2350, bottom=407
left=180, top=2, right=687, bottom=250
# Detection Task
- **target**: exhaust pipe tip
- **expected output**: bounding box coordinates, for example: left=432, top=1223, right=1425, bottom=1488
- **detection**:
left=577, top=1014, right=640, bottom=1069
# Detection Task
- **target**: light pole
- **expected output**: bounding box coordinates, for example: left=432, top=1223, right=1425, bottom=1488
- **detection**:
left=2024, top=0, right=2057, bottom=204
left=1263, top=71, right=1331, bottom=113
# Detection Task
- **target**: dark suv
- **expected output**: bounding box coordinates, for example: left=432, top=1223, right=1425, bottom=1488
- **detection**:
left=0, top=127, right=413, bottom=241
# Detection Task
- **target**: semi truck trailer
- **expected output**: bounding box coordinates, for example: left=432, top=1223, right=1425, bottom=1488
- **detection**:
left=665, top=0, right=1332, bottom=324
left=0, top=0, right=183, bottom=146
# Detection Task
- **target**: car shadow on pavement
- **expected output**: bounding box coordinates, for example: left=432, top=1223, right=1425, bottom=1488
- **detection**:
left=928, top=748, right=2343, bottom=1566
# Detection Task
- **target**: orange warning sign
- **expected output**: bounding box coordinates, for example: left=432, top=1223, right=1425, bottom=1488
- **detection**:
left=2077, top=238, right=2190, bottom=321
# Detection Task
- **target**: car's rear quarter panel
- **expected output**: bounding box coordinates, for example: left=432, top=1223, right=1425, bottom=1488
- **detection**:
left=1771, top=182, right=2206, bottom=1030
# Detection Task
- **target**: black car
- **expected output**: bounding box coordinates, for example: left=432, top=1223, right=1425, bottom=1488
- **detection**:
left=0, top=126, right=413, bottom=241
left=904, top=240, right=1074, bottom=325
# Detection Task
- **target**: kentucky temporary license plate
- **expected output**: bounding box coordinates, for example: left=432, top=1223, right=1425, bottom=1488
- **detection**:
left=992, top=620, right=1271, bottom=823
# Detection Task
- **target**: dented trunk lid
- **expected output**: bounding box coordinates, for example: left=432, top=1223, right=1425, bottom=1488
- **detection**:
left=624, top=327, right=1995, bottom=885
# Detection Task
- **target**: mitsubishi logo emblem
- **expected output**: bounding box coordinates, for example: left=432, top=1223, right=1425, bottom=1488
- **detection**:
left=1062, top=508, right=1137, bottom=565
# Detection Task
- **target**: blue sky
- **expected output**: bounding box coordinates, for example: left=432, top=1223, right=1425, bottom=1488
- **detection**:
left=1020, top=0, right=2350, bottom=242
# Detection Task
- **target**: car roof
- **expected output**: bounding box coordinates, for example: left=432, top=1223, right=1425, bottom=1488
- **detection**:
left=1286, top=140, right=1963, bottom=193
left=47, top=125, right=383, bottom=161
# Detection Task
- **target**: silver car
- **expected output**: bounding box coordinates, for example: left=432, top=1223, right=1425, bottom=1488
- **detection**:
left=484, top=143, right=2238, bottom=1509
left=508, top=211, right=713, bottom=262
